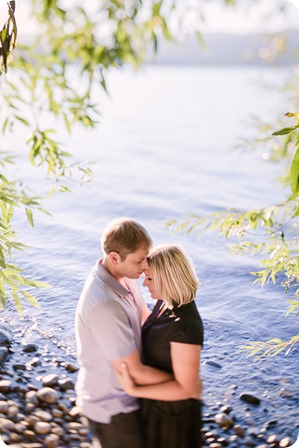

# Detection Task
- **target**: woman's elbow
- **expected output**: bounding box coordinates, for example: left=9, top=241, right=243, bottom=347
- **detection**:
left=181, top=381, right=201, bottom=398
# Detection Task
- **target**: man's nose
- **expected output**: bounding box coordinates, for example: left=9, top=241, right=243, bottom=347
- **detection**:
left=142, top=259, right=149, bottom=270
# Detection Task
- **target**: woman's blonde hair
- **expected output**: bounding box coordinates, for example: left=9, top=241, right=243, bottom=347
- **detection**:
left=148, top=244, right=200, bottom=307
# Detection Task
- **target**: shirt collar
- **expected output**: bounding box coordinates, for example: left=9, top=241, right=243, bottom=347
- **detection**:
left=95, top=259, right=130, bottom=298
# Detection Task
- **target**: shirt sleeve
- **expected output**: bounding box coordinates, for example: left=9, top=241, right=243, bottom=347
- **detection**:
left=169, top=318, right=204, bottom=346
left=88, top=301, right=137, bottom=361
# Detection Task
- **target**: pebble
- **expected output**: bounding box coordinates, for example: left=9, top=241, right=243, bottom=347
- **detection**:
left=239, top=393, right=261, bottom=405
left=279, top=437, right=293, bottom=447
left=37, top=387, right=57, bottom=404
left=204, top=360, right=222, bottom=369
left=1, top=322, right=297, bottom=448
left=22, top=343, right=38, bottom=353
left=42, top=373, right=59, bottom=387
left=215, top=413, right=233, bottom=429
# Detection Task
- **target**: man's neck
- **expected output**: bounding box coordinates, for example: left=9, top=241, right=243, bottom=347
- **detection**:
left=101, top=257, right=123, bottom=283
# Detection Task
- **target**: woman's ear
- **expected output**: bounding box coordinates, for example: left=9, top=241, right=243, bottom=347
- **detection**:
left=109, top=251, right=121, bottom=265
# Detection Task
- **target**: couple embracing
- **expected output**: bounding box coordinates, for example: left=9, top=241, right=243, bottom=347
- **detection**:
left=75, top=218, right=204, bottom=448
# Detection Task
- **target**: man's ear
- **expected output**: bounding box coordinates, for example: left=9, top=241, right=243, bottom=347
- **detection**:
left=109, top=251, right=121, bottom=265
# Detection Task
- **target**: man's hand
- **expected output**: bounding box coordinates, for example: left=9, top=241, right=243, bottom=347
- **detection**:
left=114, top=363, right=137, bottom=395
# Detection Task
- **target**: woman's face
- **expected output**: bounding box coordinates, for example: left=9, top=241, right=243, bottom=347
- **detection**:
left=143, top=266, right=160, bottom=299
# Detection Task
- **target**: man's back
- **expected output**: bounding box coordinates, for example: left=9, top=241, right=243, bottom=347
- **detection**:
left=75, top=260, right=144, bottom=423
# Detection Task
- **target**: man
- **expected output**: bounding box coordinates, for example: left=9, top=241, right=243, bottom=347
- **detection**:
left=75, top=218, right=172, bottom=448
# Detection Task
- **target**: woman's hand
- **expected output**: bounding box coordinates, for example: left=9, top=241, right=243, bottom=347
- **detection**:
left=114, top=362, right=137, bottom=395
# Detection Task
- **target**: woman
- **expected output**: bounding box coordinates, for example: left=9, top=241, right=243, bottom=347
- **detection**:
left=116, top=244, right=204, bottom=448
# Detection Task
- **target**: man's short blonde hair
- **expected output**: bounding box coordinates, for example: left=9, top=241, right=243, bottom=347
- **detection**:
left=148, top=244, right=200, bottom=307
left=101, top=217, right=152, bottom=261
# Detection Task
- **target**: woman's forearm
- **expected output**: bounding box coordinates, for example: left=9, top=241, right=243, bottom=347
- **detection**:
left=129, top=379, right=197, bottom=401
left=131, top=364, right=173, bottom=385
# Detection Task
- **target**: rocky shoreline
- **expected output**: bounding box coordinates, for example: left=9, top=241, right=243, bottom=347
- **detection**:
left=0, top=323, right=296, bottom=448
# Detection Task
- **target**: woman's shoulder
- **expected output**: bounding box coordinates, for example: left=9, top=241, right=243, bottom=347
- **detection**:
left=168, top=302, right=204, bottom=346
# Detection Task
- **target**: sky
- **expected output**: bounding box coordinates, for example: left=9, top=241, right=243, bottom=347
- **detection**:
left=0, top=0, right=299, bottom=36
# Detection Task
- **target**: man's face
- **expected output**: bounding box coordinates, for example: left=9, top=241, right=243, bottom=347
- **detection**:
left=117, top=247, right=149, bottom=279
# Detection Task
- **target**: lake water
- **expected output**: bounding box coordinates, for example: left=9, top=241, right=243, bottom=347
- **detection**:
left=1, top=65, right=298, bottom=441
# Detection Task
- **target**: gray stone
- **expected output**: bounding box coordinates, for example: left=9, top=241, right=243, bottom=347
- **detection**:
left=58, top=378, right=75, bottom=390
left=0, top=379, right=12, bottom=393
left=42, top=373, right=59, bottom=387
left=239, top=393, right=261, bottom=405
left=37, top=387, right=57, bottom=404
left=0, top=324, right=12, bottom=346
left=204, top=360, right=222, bottom=368
left=279, top=437, right=293, bottom=447
left=0, top=347, right=9, bottom=364
left=22, top=343, right=38, bottom=353
left=215, top=412, right=233, bottom=429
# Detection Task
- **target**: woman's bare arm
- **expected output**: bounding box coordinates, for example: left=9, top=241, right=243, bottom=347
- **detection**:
left=115, top=342, right=202, bottom=401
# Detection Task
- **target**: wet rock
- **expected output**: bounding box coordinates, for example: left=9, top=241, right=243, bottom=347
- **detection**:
left=220, top=405, right=232, bottom=414
left=0, top=379, right=12, bottom=393
left=0, top=400, right=9, bottom=413
left=69, top=405, right=81, bottom=418
left=279, top=437, right=293, bottom=447
left=0, top=347, right=9, bottom=364
left=65, top=362, right=79, bottom=373
left=58, top=377, right=75, bottom=390
left=13, top=363, right=26, bottom=371
left=239, top=393, right=261, bottom=405
left=44, top=434, right=60, bottom=447
left=215, top=413, right=233, bottom=429
left=0, top=324, right=12, bottom=346
left=37, top=387, right=57, bottom=404
left=33, top=410, right=52, bottom=422
left=22, top=343, right=38, bottom=353
left=204, top=360, right=222, bottom=369
left=42, top=373, right=59, bottom=387
left=234, top=424, right=245, bottom=437
left=0, top=417, right=15, bottom=432
left=29, top=357, right=41, bottom=367
left=267, top=434, right=279, bottom=444
left=25, top=390, right=39, bottom=405
left=34, top=421, right=51, bottom=435
left=24, top=429, right=36, bottom=441
left=279, top=389, right=294, bottom=399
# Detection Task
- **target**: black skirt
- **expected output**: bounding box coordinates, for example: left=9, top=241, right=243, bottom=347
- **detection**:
left=141, top=398, right=203, bottom=448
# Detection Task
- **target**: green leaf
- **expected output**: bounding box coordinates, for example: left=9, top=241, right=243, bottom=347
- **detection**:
left=290, top=148, right=299, bottom=195
left=20, top=290, right=40, bottom=308
left=14, top=115, right=30, bottom=126
left=11, top=287, right=22, bottom=314
left=272, top=125, right=299, bottom=136
left=25, top=208, right=34, bottom=227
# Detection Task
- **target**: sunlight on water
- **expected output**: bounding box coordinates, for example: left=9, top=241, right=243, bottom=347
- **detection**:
left=1, top=66, right=298, bottom=438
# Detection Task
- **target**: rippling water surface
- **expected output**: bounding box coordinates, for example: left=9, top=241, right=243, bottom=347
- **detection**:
left=2, top=65, right=298, bottom=439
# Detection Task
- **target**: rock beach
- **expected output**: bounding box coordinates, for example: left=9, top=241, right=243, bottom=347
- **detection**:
left=0, top=322, right=296, bottom=447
